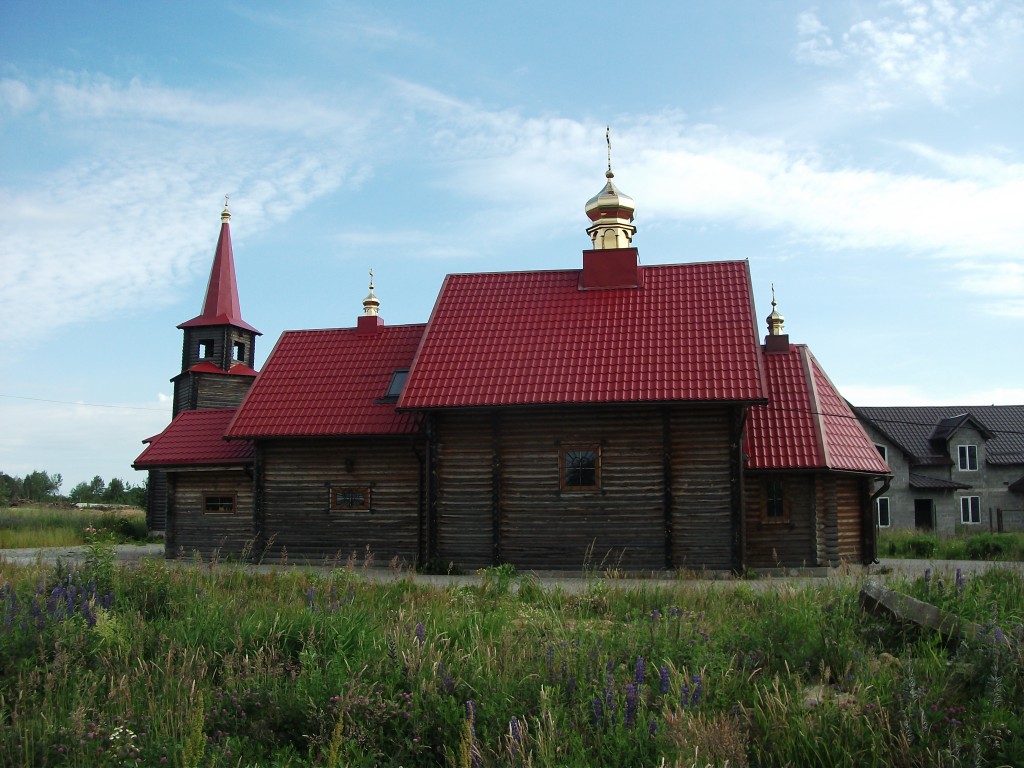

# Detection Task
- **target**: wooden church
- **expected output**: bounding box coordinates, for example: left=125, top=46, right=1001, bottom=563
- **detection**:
left=136, top=162, right=890, bottom=572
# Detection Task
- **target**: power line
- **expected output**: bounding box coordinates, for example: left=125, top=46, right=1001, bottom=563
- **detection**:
left=0, top=393, right=169, bottom=412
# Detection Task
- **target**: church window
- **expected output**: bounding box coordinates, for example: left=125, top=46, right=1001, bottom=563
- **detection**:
left=203, top=493, right=236, bottom=514
left=763, top=478, right=788, bottom=522
left=198, top=339, right=214, bottom=359
left=232, top=340, right=246, bottom=361
left=331, top=486, right=371, bottom=511
left=561, top=445, right=600, bottom=491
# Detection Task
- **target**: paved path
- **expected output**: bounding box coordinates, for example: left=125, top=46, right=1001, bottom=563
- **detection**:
left=1, top=544, right=1021, bottom=592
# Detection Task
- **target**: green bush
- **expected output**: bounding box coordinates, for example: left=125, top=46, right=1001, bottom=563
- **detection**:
left=965, top=533, right=1006, bottom=560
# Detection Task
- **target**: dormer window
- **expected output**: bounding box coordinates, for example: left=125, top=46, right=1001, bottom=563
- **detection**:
left=198, top=339, right=214, bottom=359
left=957, top=445, right=978, bottom=471
left=232, top=340, right=246, bottom=362
left=874, top=444, right=887, bottom=462
left=381, top=369, right=409, bottom=402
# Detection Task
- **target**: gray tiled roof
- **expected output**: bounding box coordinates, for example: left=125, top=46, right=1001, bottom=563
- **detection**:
left=908, top=473, right=971, bottom=490
left=855, top=405, right=1024, bottom=466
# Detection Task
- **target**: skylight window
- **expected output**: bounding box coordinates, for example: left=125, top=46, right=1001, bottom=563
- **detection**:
left=384, top=369, right=409, bottom=400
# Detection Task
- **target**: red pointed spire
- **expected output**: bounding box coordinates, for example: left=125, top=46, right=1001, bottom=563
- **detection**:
left=178, top=198, right=260, bottom=334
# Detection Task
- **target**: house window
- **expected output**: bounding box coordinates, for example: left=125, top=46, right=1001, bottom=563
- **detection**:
left=764, top=478, right=787, bottom=521
left=874, top=444, right=887, bottom=463
left=203, top=493, right=236, bottom=514
left=198, top=339, right=214, bottom=359
left=960, top=496, right=981, bottom=525
left=560, top=445, right=600, bottom=490
left=331, top=486, right=371, bottom=511
left=957, top=445, right=978, bottom=471
left=876, top=497, right=891, bottom=528
left=232, top=340, right=246, bottom=362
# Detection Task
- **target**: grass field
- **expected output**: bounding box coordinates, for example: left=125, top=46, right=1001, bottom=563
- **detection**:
left=0, top=504, right=149, bottom=549
left=878, top=529, right=1024, bottom=562
left=0, top=548, right=1022, bottom=766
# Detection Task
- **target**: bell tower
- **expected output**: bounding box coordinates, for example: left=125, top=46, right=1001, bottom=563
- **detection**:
left=171, top=198, right=261, bottom=416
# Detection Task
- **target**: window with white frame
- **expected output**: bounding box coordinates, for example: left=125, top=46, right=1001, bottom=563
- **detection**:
left=960, top=496, right=981, bottom=525
left=876, top=497, right=891, bottom=528
left=957, top=445, right=978, bottom=471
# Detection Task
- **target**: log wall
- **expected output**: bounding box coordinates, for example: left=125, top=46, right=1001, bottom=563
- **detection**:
left=816, top=475, right=868, bottom=566
left=432, top=405, right=738, bottom=571
left=669, top=408, right=736, bottom=570
left=258, top=437, right=423, bottom=566
left=165, top=470, right=254, bottom=559
left=743, top=474, right=817, bottom=568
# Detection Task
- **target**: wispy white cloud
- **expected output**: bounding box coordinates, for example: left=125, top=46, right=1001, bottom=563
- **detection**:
left=0, top=73, right=375, bottom=345
left=796, top=1, right=1024, bottom=110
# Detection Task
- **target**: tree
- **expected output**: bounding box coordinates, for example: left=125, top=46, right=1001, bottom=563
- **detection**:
left=103, top=478, right=126, bottom=504
left=20, top=470, right=62, bottom=501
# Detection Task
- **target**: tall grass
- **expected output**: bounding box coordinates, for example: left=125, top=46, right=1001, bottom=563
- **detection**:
left=0, top=555, right=1022, bottom=766
left=0, top=505, right=148, bottom=548
left=879, top=529, right=1024, bottom=562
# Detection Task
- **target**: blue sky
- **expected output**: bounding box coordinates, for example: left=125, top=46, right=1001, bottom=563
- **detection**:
left=1, top=0, right=1022, bottom=493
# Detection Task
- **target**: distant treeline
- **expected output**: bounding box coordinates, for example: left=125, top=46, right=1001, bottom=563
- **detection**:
left=0, top=470, right=146, bottom=508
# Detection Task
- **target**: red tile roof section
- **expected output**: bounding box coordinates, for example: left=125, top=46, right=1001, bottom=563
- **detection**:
left=225, top=324, right=425, bottom=438
left=178, top=219, right=260, bottom=334
left=746, top=345, right=890, bottom=474
left=399, top=261, right=767, bottom=409
left=133, top=409, right=253, bottom=468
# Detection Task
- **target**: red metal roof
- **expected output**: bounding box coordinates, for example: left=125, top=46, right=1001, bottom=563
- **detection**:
left=746, top=345, right=890, bottom=474
left=181, top=361, right=259, bottom=377
left=225, top=323, right=425, bottom=438
left=399, top=261, right=767, bottom=409
left=178, top=218, right=260, bottom=334
left=133, top=409, right=253, bottom=468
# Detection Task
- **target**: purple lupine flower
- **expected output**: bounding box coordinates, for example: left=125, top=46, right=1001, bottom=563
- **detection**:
left=465, top=699, right=476, bottom=727
left=509, top=716, right=523, bottom=751
left=955, top=568, right=964, bottom=594
left=415, top=622, right=425, bottom=645
left=679, top=684, right=689, bottom=709
left=592, top=696, right=603, bottom=727
left=659, top=665, right=671, bottom=695
left=994, top=627, right=1006, bottom=644
left=305, top=586, right=315, bottom=609
left=924, top=568, right=932, bottom=584
left=634, top=656, right=646, bottom=688
left=691, top=674, right=703, bottom=706
left=649, top=718, right=658, bottom=737
left=604, top=673, right=616, bottom=717
left=650, top=609, right=661, bottom=621
left=624, top=684, right=638, bottom=727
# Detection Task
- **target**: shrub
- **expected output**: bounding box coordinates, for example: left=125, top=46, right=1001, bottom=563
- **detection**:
left=965, top=533, right=1006, bottom=561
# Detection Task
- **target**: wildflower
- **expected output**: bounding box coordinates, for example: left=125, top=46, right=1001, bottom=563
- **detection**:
left=415, top=622, right=426, bottom=645
left=659, top=665, right=670, bottom=695
left=691, top=674, right=703, bottom=706
left=649, top=718, right=658, bottom=737
left=592, top=696, right=603, bottom=727
left=624, top=684, right=638, bottom=727
left=924, top=568, right=931, bottom=584
left=509, top=716, right=523, bottom=753
left=955, top=568, right=965, bottom=594
left=634, top=655, right=646, bottom=688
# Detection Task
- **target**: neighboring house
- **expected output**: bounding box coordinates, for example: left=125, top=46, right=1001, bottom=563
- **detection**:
left=855, top=406, right=1024, bottom=533
left=136, top=165, right=889, bottom=571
